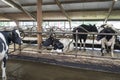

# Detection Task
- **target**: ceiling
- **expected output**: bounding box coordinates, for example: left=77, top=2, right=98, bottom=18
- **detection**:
left=0, top=0, right=120, bottom=21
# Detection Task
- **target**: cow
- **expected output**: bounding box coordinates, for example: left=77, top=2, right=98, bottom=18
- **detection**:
left=0, top=29, right=22, bottom=80
left=72, top=24, right=98, bottom=50
left=42, top=36, right=54, bottom=47
left=42, top=36, right=64, bottom=53
left=96, top=24, right=116, bottom=57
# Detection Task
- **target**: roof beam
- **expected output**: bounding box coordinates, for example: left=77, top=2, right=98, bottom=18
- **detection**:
left=0, top=0, right=112, bottom=8
left=55, top=0, right=71, bottom=21
left=104, top=0, right=116, bottom=23
left=0, top=13, right=17, bottom=20
left=54, top=0, right=112, bottom=4
left=2, top=0, right=36, bottom=20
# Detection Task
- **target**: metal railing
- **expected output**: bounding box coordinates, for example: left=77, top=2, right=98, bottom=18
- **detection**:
left=10, top=30, right=120, bottom=58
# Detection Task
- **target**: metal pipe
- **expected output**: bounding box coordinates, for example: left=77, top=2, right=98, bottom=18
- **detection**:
left=75, top=30, right=78, bottom=57
left=24, top=31, right=118, bottom=36
left=92, top=34, right=95, bottom=50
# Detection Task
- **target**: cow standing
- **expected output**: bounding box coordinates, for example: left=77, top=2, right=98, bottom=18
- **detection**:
left=96, top=24, right=116, bottom=57
left=72, top=24, right=98, bottom=50
left=0, top=29, right=22, bottom=80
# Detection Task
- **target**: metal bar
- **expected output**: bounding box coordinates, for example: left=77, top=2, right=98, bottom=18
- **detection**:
left=92, top=34, right=95, bottom=50
left=104, top=0, right=116, bottom=23
left=24, top=31, right=118, bottom=36
left=75, top=30, right=78, bottom=57
left=55, top=0, right=72, bottom=30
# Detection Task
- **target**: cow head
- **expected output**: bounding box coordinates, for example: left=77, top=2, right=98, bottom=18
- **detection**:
left=81, top=24, right=98, bottom=32
left=42, top=36, right=64, bottom=50
left=52, top=39, right=64, bottom=50
left=96, top=27, right=116, bottom=41
left=90, top=24, right=98, bottom=32
left=96, top=28, right=106, bottom=41
left=42, top=36, right=54, bottom=47
left=11, top=29, right=23, bottom=45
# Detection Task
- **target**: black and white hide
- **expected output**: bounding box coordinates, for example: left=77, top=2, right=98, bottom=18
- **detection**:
left=42, top=36, right=64, bottom=53
left=0, top=29, right=22, bottom=80
left=59, top=38, right=74, bottom=53
left=72, top=24, right=98, bottom=50
left=96, top=24, right=116, bottom=57
left=42, top=36, right=54, bottom=47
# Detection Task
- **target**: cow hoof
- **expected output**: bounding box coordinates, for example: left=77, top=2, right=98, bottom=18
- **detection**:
left=101, top=53, right=104, bottom=56
left=2, top=77, right=6, bottom=80
left=111, top=54, right=114, bottom=57
left=83, top=49, right=86, bottom=51
left=79, top=48, right=81, bottom=50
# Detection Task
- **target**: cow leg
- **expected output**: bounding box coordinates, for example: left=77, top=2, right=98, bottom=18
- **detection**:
left=83, top=39, right=86, bottom=50
left=101, top=40, right=105, bottom=56
left=1, top=57, right=7, bottom=80
left=111, top=42, right=115, bottom=57
left=79, top=39, right=82, bottom=50
left=111, top=48, right=114, bottom=57
left=101, top=48, right=105, bottom=56
left=106, top=46, right=109, bottom=53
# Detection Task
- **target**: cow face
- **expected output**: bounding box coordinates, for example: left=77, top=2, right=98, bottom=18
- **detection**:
left=86, top=24, right=98, bottom=33
left=96, top=27, right=115, bottom=41
left=96, top=29, right=106, bottom=41
left=12, top=29, right=23, bottom=45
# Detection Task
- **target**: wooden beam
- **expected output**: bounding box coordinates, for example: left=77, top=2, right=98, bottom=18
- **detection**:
left=37, top=0, right=42, bottom=49
left=4, top=0, right=36, bottom=20
left=0, top=13, right=16, bottom=20
left=104, top=0, right=116, bottom=23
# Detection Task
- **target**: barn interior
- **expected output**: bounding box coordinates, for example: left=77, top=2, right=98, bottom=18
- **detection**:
left=0, top=0, right=120, bottom=79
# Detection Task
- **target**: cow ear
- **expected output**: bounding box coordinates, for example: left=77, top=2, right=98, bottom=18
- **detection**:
left=89, top=24, right=92, bottom=26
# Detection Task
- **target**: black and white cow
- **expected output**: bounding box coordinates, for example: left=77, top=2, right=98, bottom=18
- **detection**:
left=96, top=24, right=116, bottom=57
left=42, top=36, right=64, bottom=52
left=42, top=36, right=54, bottom=47
left=0, top=29, right=22, bottom=80
left=72, top=24, right=98, bottom=50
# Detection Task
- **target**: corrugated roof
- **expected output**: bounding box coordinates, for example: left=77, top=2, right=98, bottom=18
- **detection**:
left=0, top=0, right=119, bottom=21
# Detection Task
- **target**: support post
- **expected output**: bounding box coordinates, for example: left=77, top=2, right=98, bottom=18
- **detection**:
left=92, top=34, right=95, bottom=50
left=37, top=0, right=42, bottom=49
left=75, top=30, right=78, bottom=57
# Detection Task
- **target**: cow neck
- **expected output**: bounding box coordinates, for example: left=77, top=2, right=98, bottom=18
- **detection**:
left=2, top=31, right=12, bottom=45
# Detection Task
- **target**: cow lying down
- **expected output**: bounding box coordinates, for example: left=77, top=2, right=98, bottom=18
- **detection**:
left=42, top=36, right=64, bottom=53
